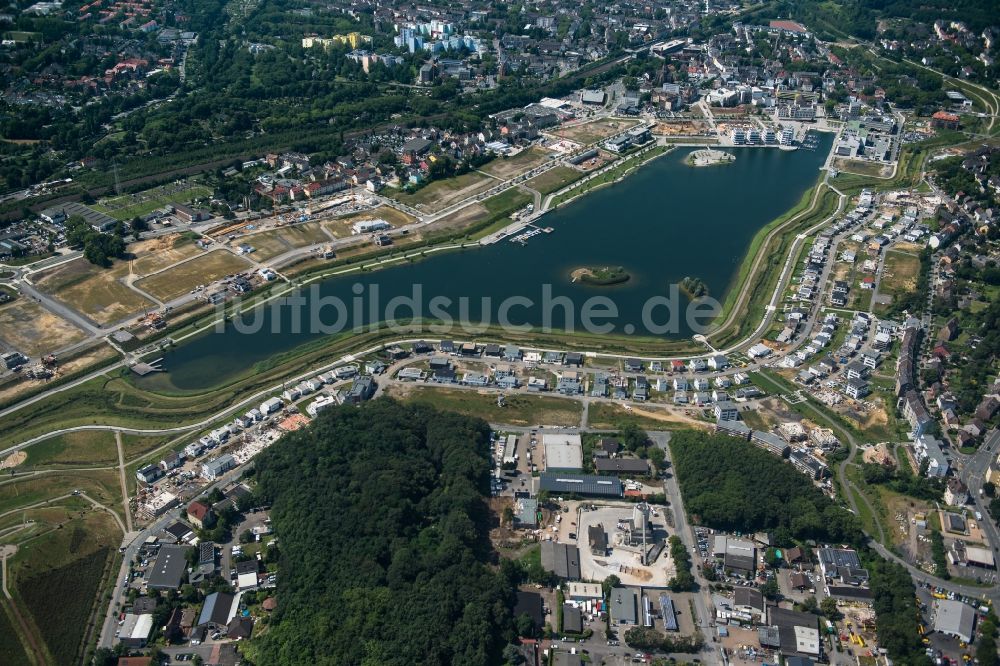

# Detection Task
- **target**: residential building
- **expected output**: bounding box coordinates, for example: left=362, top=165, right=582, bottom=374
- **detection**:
left=201, top=454, right=236, bottom=481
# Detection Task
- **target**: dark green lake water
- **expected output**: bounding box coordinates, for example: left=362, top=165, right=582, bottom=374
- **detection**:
left=139, top=134, right=832, bottom=392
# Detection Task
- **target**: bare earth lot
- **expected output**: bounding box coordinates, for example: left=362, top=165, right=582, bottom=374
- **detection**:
left=0, top=298, right=87, bottom=355
left=878, top=249, right=921, bottom=301
left=235, top=222, right=333, bottom=261
left=384, top=384, right=583, bottom=426
left=33, top=257, right=156, bottom=325
left=325, top=206, right=418, bottom=239
left=550, top=118, right=639, bottom=145
left=389, top=172, right=496, bottom=213
left=129, top=235, right=202, bottom=276
left=134, top=250, right=252, bottom=301
left=480, top=147, right=553, bottom=179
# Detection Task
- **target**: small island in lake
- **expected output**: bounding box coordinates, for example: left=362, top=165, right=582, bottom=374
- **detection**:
left=571, top=265, right=631, bottom=286
left=679, top=276, right=709, bottom=299
left=686, top=148, right=735, bottom=167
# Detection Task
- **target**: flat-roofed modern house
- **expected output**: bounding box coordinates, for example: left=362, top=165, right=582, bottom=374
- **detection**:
left=201, top=454, right=235, bottom=481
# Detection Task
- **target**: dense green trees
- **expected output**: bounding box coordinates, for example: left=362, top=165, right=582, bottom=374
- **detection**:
left=868, top=559, right=933, bottom=665
left=63, top=215, right=127, bottom=267
left=977, top=614, right=999, bottom=666
left=667, top=536, right=695, bottom=592
left=622, top=626, right=704, bottom=654
left=669, top=431, right=862, bottom=545
left=247, top=398, right=515, bottom=666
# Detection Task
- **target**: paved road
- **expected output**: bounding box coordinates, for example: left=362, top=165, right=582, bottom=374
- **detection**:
left=652, top=431, right=721, bottom=664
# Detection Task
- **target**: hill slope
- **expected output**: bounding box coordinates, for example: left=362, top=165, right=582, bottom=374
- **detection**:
left=248, top=398, right=514, bottom=666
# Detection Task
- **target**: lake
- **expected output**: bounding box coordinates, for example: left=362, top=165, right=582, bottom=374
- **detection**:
left=138, top=134, right=833, bottom=391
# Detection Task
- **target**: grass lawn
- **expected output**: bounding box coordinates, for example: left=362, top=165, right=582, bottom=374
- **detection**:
left=134, top=250, right=252, bottom=301
left=237, top=221, right=332, bottom=261
left=390, top=171, right=496, bottom=212
left=524, top=166, right=585, bottom=195
left=480, top=147, right=553, bottom=179
left=0, top=469, right=122, bottom=516
left=24, top=431, right=118, bottom=468
left=0, top=298, right=88, bottom=356
left=121, top=433, right=177, bottom=461
left=0, top=601, right=32, bottom=666
left=880, top=250, right=921, bottom=300
left=33, top=255, right=157, bottom=325
left=483, top=188, right=532, bottom=215
left=384, top=385, right=582, bottom=426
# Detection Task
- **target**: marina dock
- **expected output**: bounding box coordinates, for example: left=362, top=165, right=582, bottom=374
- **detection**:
left=480, top=211, right=552, bottom=246
left=509, top=224, right=553, bottom=245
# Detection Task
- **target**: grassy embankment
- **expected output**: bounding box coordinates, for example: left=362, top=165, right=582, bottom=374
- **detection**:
left=708, top=186, right=841, bottom=350
left=549, top=145, right=669, bottom=209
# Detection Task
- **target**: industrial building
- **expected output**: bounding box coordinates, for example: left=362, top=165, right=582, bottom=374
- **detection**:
left=146, top=544, right=190, bottom=590
left=934, top=599, right=976, bottom=643
left=609, top=587, right=639, bottom=625
left=659, top=594, right=678, bottom=631
left=542, top=433, right=584, bottom=471
left=541, top=541, right=581, bottom=580
left=594, top=457, right=650, bottom=475
left=538, top=473, right=623, bottom=498
left=117, top=613, right=153, bottom=648
left=714, top=536, right=757, bottom=573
